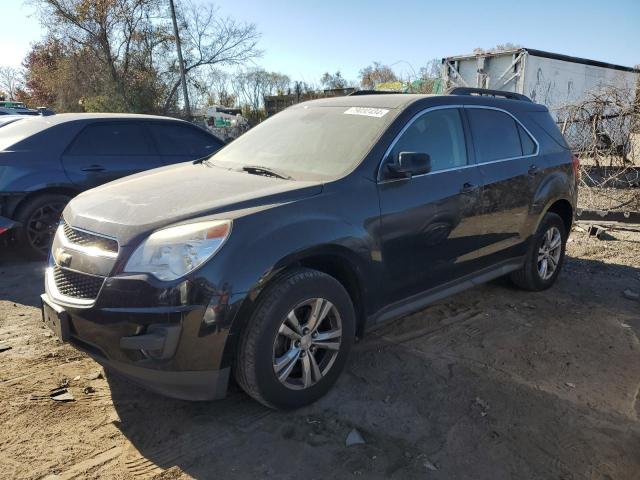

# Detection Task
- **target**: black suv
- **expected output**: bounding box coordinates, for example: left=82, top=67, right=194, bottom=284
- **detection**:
left=42, top=89, right=578, bottom=409
left=0, top=113, right=225, bottom=257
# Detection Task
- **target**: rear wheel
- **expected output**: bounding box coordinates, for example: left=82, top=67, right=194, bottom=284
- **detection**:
left=510, top=212, right=567, bottom=291
left=234, top=268, right=355, bottom=409
left=14, top=194, right=70, bottom=259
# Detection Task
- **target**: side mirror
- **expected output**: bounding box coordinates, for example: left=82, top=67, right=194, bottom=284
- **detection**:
left=387, top=152, right=431, bottom=178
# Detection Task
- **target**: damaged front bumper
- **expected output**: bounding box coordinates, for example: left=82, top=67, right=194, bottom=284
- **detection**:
left=41, top=283, right=234, bottom=401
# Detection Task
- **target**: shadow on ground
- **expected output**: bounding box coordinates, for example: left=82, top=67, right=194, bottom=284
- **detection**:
left=0, top=247, right=46, bottom=307
left=102, top=255, right=640, bottom=479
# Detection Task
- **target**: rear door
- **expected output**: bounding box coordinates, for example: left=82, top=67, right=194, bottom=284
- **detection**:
left=377, top=107, right=486, bottom=305
left=146, top=122, right=224, bottom=164
left=464, top=106, right=540, bottom=261
left=62, top=121, right=162, bottom=189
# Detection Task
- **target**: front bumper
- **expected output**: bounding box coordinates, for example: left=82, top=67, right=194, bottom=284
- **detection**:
left=42, top=283, right=236, bottom=401
left=42, top=220, right=248, bottom=400
left=80, top=345, right=230, bottom=401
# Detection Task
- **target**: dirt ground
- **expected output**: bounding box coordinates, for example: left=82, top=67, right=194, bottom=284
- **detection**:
left=1, top=227, right=639, bottom=480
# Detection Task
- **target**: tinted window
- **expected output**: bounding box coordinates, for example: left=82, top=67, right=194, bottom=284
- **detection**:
left=467, top=109, right=522, bottom=162
left=68, top=123, right=152, bottom=156
left=149, top=123, right=223, bottom=157
left=518, top=124, right=536, bottom=155
left=389, top=108, right=467, bottom=172
left=529, top=111, right=570, bottom=149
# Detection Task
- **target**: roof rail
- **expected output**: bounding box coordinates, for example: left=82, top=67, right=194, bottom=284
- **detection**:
left=447, top=87, right=533, bottom=103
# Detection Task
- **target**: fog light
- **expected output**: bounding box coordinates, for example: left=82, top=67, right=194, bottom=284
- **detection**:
left=120, top=324, right=181, bottom=360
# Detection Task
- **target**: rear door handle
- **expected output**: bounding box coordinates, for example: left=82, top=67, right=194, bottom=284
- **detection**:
left=460, top=182, right=478, bottom=194
left=81, top=165, right=105, bottom=172
left=528, top=165, right=539, bottom=175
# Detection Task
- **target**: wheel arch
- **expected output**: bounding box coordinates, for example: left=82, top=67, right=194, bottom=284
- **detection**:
left=232, top=245, right=370, bottom=341
left=12, top=186, right=80, bottom=220
left=545, top=198, right=573, bottom=233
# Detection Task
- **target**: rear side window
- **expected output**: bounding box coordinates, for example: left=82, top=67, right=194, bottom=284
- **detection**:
left=148, top=123, right=223, bottom=157
left=389, top=108, right=467, bottom=172
left=67, top=123, right=153, bottom=156
left=467, top=109, right=523, bottom=162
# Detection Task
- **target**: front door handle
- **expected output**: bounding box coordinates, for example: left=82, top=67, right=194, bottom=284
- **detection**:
left=460, top=182, right=478, bottom=194
left=528, top=165, right=539, bottom=176
left=81, top=165, right=105, bottom=172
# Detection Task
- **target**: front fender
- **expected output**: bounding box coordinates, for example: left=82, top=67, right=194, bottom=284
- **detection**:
left=226, top=210, right=376, bottom=299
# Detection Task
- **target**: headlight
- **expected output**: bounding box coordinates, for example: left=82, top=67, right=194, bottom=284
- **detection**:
left=124, top=220, right=232, bottom=281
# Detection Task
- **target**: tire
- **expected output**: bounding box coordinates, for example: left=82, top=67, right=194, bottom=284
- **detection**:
left=234, top=268, right=356, bottom=410
left=510, top=212, right=567, bottom=291
left=14, top=194, right=70, bottom=260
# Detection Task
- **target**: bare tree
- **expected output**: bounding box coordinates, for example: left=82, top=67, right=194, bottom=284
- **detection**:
left=188, top=67, right=235, bottom=110
left=29, top=0, right=260, bottom=113
left=320, top=71, right=347, bottom=89
left=31, top=0, right=168, bottom=110
left=232, top=68, right=289, bottom=112
left=557, top=84, right=640, bottom=212
left=358, top=62, right=397, bottom=90
left=162, top=0, right=262, bottom=112
left=0, top=66, right=23, bottom=100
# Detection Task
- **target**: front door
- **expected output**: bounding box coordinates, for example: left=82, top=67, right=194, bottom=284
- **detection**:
left=62, top=122, right=163, bottom=189
left=377, top=107, right=486, bottom=306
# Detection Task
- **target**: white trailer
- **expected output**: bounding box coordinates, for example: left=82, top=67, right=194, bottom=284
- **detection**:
left=442, top=48, right=639, bottom=118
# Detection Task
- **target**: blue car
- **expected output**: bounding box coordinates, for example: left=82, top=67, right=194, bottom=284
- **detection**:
left=0, top=113, right=225, bottom=257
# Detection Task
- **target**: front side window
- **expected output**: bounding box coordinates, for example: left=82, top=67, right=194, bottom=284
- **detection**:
left=467, top=109, right=524, bottom=162
left=388, top=108, right=467, bottom=172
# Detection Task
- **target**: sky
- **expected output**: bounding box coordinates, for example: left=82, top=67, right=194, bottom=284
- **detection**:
left=2, top=0, right=639, bottom=84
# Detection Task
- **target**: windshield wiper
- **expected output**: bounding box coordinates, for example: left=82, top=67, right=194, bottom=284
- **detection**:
left=242, top=165, right=292, bottom=180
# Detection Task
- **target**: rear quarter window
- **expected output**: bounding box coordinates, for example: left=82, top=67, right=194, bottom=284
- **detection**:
left=517, top=124, right=537, bottom=155
left=148, top=123, right=224, bottom=158
left=527, top=111, right=570, bottom=150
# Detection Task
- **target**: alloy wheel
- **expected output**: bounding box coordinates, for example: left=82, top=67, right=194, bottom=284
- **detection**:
left=272, top=298, right=342, bottom=390
left=26, top=202, right=65, bottom=254
left=537, top=226, right=562, bottom=280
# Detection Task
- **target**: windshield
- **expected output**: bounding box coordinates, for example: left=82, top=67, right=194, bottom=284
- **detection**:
left=210, top=104, right=394, bottom=180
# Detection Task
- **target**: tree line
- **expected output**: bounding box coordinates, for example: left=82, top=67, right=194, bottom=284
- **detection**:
left=0, top=0, right=441, bottom=119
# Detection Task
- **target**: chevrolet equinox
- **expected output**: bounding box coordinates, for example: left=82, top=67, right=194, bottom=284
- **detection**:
left=42, top=88, right=578, bottom=409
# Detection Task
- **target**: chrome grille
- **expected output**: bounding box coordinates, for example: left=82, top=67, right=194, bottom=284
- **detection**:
left=62, top=222, right=118, bottom=254
left=53, top=266, right=104, bottom=300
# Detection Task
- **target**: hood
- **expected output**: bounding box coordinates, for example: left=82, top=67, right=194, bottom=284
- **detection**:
left=63, top=162, right=323, bottom=245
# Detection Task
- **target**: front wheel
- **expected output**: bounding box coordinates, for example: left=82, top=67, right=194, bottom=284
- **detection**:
left=510, top=212, right=567, bottom=291
left=234, top=268, right=355, bottom=409
left=14, top=194, right=70, bottom=260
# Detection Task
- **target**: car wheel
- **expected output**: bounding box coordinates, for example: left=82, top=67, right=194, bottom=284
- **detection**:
left=14, top=194, right=70, bottom=260
left=234, top=268, right=355, bottom=410
left=510, top=212, right=567, bottom=291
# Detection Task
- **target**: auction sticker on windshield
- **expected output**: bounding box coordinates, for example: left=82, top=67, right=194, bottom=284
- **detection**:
left=344, top=107, right=389, bottom=118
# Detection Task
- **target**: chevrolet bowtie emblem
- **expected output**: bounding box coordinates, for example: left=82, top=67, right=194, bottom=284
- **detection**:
left=55, top=248, right=73, bottom=267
